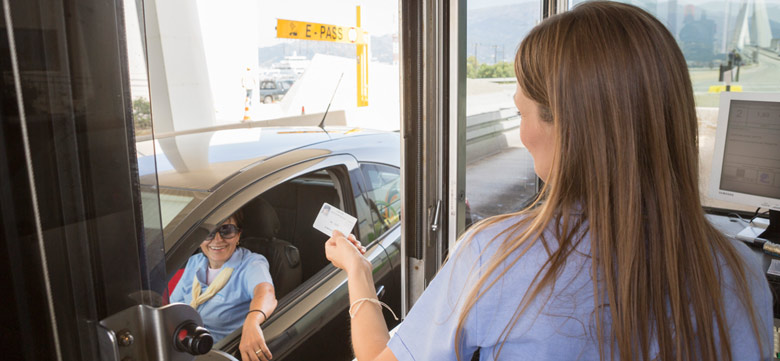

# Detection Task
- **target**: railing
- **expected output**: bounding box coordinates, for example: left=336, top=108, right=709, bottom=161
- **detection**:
left=465, top=108, right=521, bottom=164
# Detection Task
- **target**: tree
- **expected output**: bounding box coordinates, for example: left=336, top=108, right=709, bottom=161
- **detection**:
left=132, top=97, right=151, bottom=130
left=466, top=56, right=479, bottom=78
left=466, top=57, right=514, bottom=79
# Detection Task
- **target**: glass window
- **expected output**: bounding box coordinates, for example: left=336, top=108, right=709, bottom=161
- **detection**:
left=125, top=0, right=151, bottom=138
left=137, top=0, right=402, bottom=248
left=568, top=0, right=780, bottom=211
left=463, top=1, right=542, bottom=229
left=183, top=0, right=401, bottom=129
left=360, top=164, right=401, bottom=241
left=137, top=0, right=403, bottom=310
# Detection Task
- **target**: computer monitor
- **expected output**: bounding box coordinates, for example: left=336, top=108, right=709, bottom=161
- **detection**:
left=709, top=92, right=780, bottom=244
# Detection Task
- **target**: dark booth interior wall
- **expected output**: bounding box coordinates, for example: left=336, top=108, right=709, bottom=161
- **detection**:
left=1, top=0, right=150, bottom=359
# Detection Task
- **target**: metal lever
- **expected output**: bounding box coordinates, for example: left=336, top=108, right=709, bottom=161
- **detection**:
left=97, top=303, right=214, bottom=361
left=430, top=200, right=442, bottom=232
left=175, top=322, right=213, bottom=356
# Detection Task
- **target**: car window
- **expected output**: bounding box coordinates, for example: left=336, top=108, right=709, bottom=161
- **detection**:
left=242, top=166, right=348, bottom=286
left=360, top=164, right=401, bottom=242
left=145, top=187, right=207, bottom=250
left=165, top=165, right=352, bottom=350
left=142, top=190, right=195, bottom=229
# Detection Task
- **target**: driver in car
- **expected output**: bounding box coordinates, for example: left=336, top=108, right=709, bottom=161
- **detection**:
left=170, top=210, right=277, bottom=361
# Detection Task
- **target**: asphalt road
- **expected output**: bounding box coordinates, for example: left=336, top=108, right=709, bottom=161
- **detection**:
left=465, top=146, right=538, bottom=222
left=738, top=47, right=780, bottom=91
left=690, top=46, right=780, bottom=106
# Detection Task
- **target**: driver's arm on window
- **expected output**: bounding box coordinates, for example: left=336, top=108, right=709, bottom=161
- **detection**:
left=239, top=282, right=276, bottom=361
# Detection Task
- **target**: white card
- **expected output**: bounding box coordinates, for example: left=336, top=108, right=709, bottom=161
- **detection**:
left=312, top=203, right=357, bottom=237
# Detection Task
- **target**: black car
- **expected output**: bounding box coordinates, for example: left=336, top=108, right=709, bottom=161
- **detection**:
left=258, top=80, right=294, bottom=104
left=139, top=126, right=402, bottom=360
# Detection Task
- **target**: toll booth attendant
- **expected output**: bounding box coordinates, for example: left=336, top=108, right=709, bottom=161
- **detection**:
left=325, top=2, right=772, bottom=361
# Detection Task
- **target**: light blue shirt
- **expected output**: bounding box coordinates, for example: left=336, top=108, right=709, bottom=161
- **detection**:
left=388, top=215, right=773, bottom=360
left=170, top=247, right=273, bottom=342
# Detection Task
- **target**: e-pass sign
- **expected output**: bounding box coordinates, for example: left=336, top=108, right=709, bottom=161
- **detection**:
left=312, top=203, right=357, bottom=238
left=276, top=19, right=365, bottom=44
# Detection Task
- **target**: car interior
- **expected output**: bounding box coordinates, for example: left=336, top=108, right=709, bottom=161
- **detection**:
left=165, top=168, right=346, bottom=304
left=238, top=197, right=302, bottom=299
left=254, top=169, right=344, bottom=283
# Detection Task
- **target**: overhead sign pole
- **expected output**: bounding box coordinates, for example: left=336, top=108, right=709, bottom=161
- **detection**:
left=356, top=6, right=369, bottom=107
left=276, top=6, right=369, bottom=107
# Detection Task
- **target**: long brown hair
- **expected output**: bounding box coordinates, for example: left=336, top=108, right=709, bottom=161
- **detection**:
left=455, top=2, right=764, bottom=360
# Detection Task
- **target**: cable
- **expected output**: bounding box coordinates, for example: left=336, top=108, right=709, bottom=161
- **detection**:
left=749, top=207, right=771, bottom=226
left=727, top=212, right=749, bottom=227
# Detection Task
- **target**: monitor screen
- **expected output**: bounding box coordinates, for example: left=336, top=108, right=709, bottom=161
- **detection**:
left=709, top=92, right=780, bottom=211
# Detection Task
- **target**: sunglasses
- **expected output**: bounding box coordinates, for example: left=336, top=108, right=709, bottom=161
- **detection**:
left=205, top=224, right=240, bottom=241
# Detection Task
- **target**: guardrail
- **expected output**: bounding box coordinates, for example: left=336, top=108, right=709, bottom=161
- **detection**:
left=465, top=108, right=521, bottom=164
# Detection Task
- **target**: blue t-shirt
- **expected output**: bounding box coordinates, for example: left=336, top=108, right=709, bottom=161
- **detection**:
left=388, top=215, right=773, bottom=360
left=170, top=247, right=273, bottom=342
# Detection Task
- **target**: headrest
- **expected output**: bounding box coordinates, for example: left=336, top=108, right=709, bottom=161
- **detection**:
left=241, top=197, right=280, bottom=239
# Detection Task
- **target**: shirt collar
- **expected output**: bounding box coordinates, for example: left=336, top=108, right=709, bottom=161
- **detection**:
left=223, top=247, right=245, bottom=269
left=195, top=247, right=245, bottom=284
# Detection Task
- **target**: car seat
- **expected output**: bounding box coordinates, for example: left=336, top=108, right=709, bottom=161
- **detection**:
left=240, top=197, right=302, bottom=299
left=289, top=182, right=342, bottom=280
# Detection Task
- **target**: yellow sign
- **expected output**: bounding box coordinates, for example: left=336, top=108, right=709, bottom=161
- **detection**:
left=276, top=19, right=365, bottom=44
left=708, top=85, right=743, bottom=93
left=276, top=7, right=368, bottom=107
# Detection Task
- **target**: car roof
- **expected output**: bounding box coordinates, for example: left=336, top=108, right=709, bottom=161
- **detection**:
left=138, top=126, right=398, bottom=192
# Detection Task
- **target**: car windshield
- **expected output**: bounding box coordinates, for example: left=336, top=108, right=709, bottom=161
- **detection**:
left=142, top=187, right=206, bottom=242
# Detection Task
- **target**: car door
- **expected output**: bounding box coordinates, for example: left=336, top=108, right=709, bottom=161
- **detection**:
left=355, top=162, right=403, bottom=324
left=163, top=152, right=395, bottom=360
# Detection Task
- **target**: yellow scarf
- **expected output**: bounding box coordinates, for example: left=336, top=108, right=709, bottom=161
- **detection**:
left=190, top=267, right=234, bottom=309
